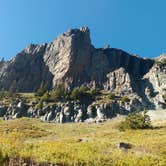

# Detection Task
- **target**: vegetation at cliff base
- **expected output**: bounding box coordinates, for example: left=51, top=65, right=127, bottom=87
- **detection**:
left=108, top=92, right=116, bottom=100
left=120, top=96, right=130, bottom=103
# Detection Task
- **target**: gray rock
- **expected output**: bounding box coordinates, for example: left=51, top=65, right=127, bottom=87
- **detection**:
left=59, top=112, right=64, bottom=123
left=63, top=106, right=72, bottom=122
left=75, top=109, right=83, bottom=122
left=87, top=105, right=96, bottom=118
left=17, top=101, right=24, bottom=108
left=96, top=105, right=105, bottom=119
left=0, top=106, right=7, bottom=117
left=84, top=118, right=96, bottom=123
left=105, top=68, right=133, bottom=94
left=12, top=112, right=21, bottom=119
left=46, top=111, right=55, bottom=122
left=116, top=142, right=132, bottom=150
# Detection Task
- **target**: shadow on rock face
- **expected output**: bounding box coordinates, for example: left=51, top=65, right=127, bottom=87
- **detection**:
left=0, top=44, right=54, bottom=92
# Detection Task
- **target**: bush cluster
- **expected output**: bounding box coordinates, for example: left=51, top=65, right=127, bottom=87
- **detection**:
left=121, top=96, right=130, bottom=103
left=36, top=83, right=48, bottom=97
left=109, top=92, right=115, bottom=100
left=70, top=86, right=99, bottom=101
left=35, top=85, right=99, bottom=107
left=0, top=90, right=21, bottom=103
left=119, top=111, right=152, bottom=131
left=70, top=86, right=87, bottom=100
left=49, top=84, right=68, bottom=101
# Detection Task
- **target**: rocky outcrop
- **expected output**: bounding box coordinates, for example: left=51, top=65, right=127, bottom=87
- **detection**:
left=44, top=27, right=92, bottom=87
left=142, top=59, right=166, bottom=109
left=104, top=67, right=133, bottom=94
left=0, top=44, right=53, bottom=92
left=3, top=99, right=28, bottom=120
left=0, top=97, right=142, bottom=123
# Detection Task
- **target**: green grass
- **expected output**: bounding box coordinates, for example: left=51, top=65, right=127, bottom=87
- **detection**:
left=0, top=117, right=166, bottom=165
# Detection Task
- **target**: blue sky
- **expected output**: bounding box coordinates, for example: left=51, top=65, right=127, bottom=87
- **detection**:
left=0, top=0, right=166, bottom=59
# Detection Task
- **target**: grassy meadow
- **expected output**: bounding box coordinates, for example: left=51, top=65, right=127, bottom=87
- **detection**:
left=0, top=117, right=165, bottom=165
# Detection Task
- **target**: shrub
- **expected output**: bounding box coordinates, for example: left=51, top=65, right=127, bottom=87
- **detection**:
left=35, top=101, right=43, bottom=109
left=88, top=87, right=100, bottom=96
left=49, top=84, right=68, bottom=101
left=0, top=91, right=13, bottom=99
left=40, top=91, right=50, bottom=102
left=121, top=96, right=130, bottom=103
left=70, top=86, right=87, bottom=101
left=79, top=85, right=88, bottom=93
left=1, top=91, right=21, bottom=102
left=36, top=83, right=48, bottom=97
left=88, top=88, right=100, bottom=99
left=70, top=88, right=81, bottom=100
left=162, top=94, right=166, bottom=103
left=109, top=92, right=115, bottom=100
left=119, top=111, right=152, bottom=131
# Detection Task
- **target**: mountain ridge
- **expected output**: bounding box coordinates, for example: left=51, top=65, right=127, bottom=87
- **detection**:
left=0, top=27, right=166, bottom=121
left=0, top=27, right=155, bottom=92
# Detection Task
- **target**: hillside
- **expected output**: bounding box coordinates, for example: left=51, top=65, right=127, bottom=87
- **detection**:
left=0, top=116, right=165, bottom=165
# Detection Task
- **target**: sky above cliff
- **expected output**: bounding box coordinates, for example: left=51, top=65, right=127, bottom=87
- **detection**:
left=0, top=0, right=166, bottom=59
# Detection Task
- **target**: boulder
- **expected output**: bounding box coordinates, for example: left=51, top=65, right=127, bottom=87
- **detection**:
left=87, top=105, right=96, bottom=118
left=63, top=106, right=72, bottom=122
left=96, top=105, right=105, bottom=119
left=0, top=106, right=7, bottom=117
left=59, top=112, right=64, bottom=123
left=75, top=109, right=83, bottom=122
left=116, top=142, right=132, bottom=150
left=46, top=111, right=55, bottom=122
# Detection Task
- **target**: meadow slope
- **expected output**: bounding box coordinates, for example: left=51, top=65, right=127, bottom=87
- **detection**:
left=0, top=116, right=165, bottom=166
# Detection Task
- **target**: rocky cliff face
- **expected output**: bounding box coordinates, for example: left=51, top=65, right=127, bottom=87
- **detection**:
left=142, top=58, right=166, bottom=109
left=0, top=44, right=53, bottom=92
left=0, top=27, right=166, bottom=111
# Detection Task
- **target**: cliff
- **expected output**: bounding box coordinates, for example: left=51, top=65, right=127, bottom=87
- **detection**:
left=1, top=27, right=166, bottom=111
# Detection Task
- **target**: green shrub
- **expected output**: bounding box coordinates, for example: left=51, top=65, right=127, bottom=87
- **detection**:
left=109, top=92, right=115, bottom=100
left=119, top=111, right=152, bottom=131
left=2, top=91, right=21, bottom=103
left=49, top=89, right=60, bottom=101
left=0, top=91, right=15, bottom=99
left=70, top=86, right=87, bottom=101
left=40, top=91, right=50, bottom=102
left=87, top=87, right=100, bottom=100
left=70, top=88, right=81, bottom=100
left=35, top=101, right=43, bottom=109
left=49, top=84, right=68, bottom=101
left=121, top=96, right=130, bottom=103
left=36, top=83, right=48, bottom=97
left=79, top=85, right=88, bottom=93
left=162, top=94, right=166, bottom=103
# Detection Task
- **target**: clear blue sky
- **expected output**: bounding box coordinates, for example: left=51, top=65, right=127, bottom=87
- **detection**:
left=0, top=0, right=166, bottom=59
